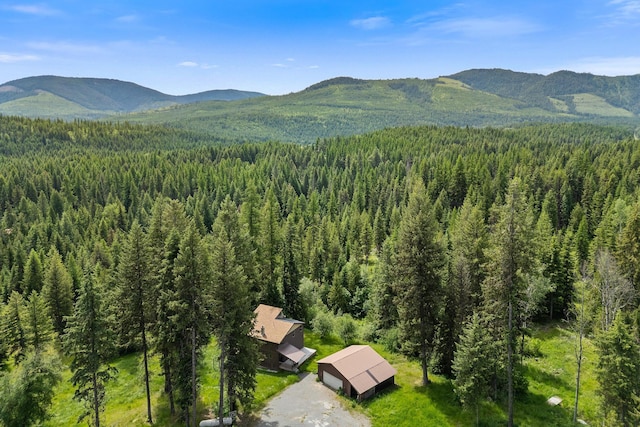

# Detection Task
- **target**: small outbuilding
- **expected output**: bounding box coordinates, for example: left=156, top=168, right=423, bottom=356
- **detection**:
left=251, top=304, right=316, bottom=372
left=317, top=345, right=396, bottom=401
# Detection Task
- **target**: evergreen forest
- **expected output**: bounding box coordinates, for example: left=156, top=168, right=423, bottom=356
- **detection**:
left=1, top=115, right=640, bottom=426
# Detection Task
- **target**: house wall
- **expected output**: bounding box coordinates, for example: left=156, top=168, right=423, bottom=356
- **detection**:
left=258, top=341, right=279, bottom=371
left=317, top=363, right=351, bottom=397
left=282, top=324, right=304, bottom=349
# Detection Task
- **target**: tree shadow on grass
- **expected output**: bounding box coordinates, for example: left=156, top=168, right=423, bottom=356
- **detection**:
left=515, top=391, right=571, bottom=427
left=523, top=364, right=572, bottom=392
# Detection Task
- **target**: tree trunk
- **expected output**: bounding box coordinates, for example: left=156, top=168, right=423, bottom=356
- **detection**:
left=218, top=343, right=226, bottom=427
left=93, top=371, right=100, bottom=427
left=573, top=335, right=582, bottom=424
left=142, top=324, right=153, bottom=424
left=507, top=299, right=514, bottom=427
left=191, top=327, right=197, bottom=427
left=421, top=342, right=430, bottom=386
left=162, top=351, right=175, bottom=415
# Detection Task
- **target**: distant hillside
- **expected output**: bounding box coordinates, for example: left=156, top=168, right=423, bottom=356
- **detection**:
left=0, top=76, right=264, bottom=119
left=450, top=69, right=640, bottom=114
left=127, top=70, right=640, bottom=143
left=2, top=70, right=639, bottom=142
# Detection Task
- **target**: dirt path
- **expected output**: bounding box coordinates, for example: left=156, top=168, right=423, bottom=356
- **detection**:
left=253, top=372, right=371, bottom=427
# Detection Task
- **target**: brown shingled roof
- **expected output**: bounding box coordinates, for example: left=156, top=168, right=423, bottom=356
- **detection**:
left=317, top=345, right=396, bottom=394
left=251, top=304, right=303, bottom=344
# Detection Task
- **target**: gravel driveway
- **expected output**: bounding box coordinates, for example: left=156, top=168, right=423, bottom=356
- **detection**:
left=254, top=372, right=371, bottom=427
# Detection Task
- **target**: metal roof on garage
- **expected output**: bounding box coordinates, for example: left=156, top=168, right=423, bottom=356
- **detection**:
left=317, top=345, right=396, bottom=394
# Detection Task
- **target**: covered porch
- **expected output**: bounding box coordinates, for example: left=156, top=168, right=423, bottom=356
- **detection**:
left=277, top=343, right=316, bottom=372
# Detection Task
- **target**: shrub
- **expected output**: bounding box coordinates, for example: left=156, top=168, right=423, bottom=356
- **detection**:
left=312, top=311, right=334, bottom=339
left=336, top=314, right=357, bottom=345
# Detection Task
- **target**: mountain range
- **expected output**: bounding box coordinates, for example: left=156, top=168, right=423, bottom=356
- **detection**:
left=1, top=69, right=639, bottom=143
left=0, top=75, right=265, bottom=119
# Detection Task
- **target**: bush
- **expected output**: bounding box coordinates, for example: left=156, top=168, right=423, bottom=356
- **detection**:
left=312, top=311, right=334, bottom=339
left=380, top=328, right=401, bottom=353
left=524, top=337, right=543, bottom=358
left=336, top=314, right=357, bottom=345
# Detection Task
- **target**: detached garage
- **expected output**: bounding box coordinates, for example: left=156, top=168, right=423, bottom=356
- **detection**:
left=317, top=345, right=396, bottom=401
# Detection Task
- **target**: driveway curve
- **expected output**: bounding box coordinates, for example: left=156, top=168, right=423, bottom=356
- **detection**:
left=254, top=372, right=371, bottom=427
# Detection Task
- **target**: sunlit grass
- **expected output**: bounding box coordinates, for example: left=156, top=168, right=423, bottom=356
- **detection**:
left=44, top=324, right=599, bottom=426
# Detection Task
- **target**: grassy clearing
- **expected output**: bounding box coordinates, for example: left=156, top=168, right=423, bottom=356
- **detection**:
left=305, top=325, right=600, bottom=427
left=44, top=324, right=599, bottom=426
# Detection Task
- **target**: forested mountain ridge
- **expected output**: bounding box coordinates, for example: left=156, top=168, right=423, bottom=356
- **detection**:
left=1, top=116, right=640, bottom=425
left=450, top=68, right=640, bottom=114
left=127, top=69, right=640, bottom=143
left=0, top=75, right=265, bottom=119
left=2, top=69, right=638, bottom=143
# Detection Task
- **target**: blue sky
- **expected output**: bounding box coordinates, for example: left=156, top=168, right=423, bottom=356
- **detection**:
left=1, top=1, right=639, bottom=95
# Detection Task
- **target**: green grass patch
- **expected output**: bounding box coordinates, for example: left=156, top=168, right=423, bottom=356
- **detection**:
left=43, top=324, right=600, bottom=426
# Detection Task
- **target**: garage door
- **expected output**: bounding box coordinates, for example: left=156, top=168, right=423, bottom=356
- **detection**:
left=322, top=371, right=343, bottom=391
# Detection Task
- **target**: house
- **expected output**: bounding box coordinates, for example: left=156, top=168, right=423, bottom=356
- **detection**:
left=317, top=345, right=396, bottom=401
left=251, top=304, right=316, bottom=372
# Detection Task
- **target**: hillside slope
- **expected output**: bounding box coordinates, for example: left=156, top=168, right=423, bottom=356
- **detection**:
left=127, top=71, right=639, bottom=143
left=0, top=75, right=265, bottom=119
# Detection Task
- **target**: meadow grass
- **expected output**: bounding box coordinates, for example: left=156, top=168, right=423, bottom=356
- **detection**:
left=44, top=324, right=599, bottom=426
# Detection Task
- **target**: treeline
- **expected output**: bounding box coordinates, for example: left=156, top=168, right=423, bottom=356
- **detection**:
left=1, top=116, right=640, bottom=425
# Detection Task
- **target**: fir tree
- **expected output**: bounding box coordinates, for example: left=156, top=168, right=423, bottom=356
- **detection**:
left=210, top=211, right=259, bottom=421
left=2, top=291, right=26, bottom=361
left=64, top=269, right=116, bottom=427
left=596, top=313, right=640, bottom=426
left=282, top=215, right=304, bottom=320
left=22, top=290, right=53, bottom=353
left=42, top=247, right=74, bottom=336
left=172, top=223, right=211, bottom=427
left=453, top=312, right=498, bottom=426
left=391, top=180, right=445, bottom=386
left=22, top=249, right=44, bottom=294
left=482, top=177, right=536, bottom=427
left=116, top=220, right=154, bottom=423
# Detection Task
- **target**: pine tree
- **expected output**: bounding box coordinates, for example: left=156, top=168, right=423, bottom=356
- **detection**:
left=42, top=247, right=73, bottom=336
left=596, top=313, right=640, bottom=426
left=282, top=215, right=304, bottom=320
left=2, top=291, right=26, bottom=362
left=210, top=212, right=259, bottom=421
left=391, top=180, right=445, bottom=386
left=22, top=249, right=44, bottom=294
left=155, top=228, right=182, bottom=416
left=22, top=290, right=53, bottom=353
left=258, top=189, right=282, bottom=306
left=172, top=223, right=211, bottom=427
left=64, top=269, right=116, bottom=427
left=453, top=312, right=498, bottom=426
left=482, top=177, right=536, bottom=427
left=117, top=220, right=154, bottom=423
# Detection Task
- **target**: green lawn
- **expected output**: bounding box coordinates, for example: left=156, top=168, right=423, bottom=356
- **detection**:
left=44, top=325, right=599, bottom=426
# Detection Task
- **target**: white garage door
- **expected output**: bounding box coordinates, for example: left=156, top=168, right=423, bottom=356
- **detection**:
left=322, top=371, right=343, bottom=391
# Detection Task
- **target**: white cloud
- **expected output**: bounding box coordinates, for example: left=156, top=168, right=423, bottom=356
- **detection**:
left=116, top=14, right=139, bottom=23
left=308, top=65, right=320, bottom=69
left=271, top=63, right=287, bottom=68
left=178, top=61, right=199, bottom=67
left=605, top=0, right=640, bottom=25
left=26, top=41, right=102, bottom=54
left=0, top=53, right=39, bottom=63
left=430, top=16, right=540, bottom=38
left=350, top=16, right=391, bottom=30
left=8, top=4, right=60, bottom=16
